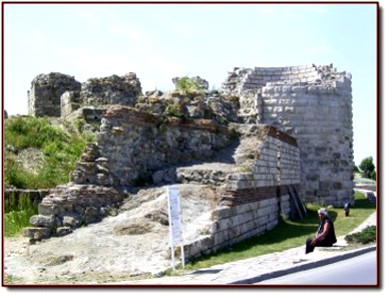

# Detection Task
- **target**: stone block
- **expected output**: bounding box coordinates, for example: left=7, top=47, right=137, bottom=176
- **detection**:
left=23, top=227, right=52, bottom=240
left=56, top=227, right=73, bottom=237
left=61, top=212, right=82, bottom=227
left=38, top=200, right=64, bottom=216
left=83, top=206, right=101, bottom=225
left=29, top=214, right=56, bottom=228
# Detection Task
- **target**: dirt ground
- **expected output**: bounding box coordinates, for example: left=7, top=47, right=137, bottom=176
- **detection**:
left=3, top=185, right=216, bottom=285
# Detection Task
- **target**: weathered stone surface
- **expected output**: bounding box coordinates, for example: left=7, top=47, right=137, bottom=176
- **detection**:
left=28, top=72, right=81, bottom=117
left=80, top=72, right=141, bottom=106
left=152, top=167, right=177, bottom=185
left=23, top=227, right=52, bottom=240
left=73, top=106, right=237, bottom=189
left=21, top=64, right=353, bottom=259
left=61, top=212, right=82, bottom=227
left=29, top=214, right=56, bottom=228
left=56, top=227, right=73, bottom=237
left=222, top=64, right=353, bottom=206
left=23, top=184, right=125, bottom=239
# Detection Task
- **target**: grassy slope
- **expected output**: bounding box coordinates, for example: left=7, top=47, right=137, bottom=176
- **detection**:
left=4, top=116, right=89, bottom=189
left=4, top=116, right=91, bottom=236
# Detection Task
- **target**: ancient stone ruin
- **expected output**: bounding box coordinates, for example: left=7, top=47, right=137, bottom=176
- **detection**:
left=28, top=73, right=81, bottom=117
left=24, top=64, right=353, bottom=261
left=221, top=64, right=354, bottom=207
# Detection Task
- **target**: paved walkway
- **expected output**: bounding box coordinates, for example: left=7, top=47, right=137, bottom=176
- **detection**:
left=115, top=209, right=377, bottom=285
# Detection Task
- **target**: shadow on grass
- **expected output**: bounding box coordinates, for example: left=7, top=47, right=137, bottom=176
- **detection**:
left=186, top=209, right=321, bottom=266
left=189, top=201, right=370, bottom=266
left=187, top=192, right=375, bottom=267
left=230, top=210, right=321, bottom=252
left=353, top=194, right=376, bottom=210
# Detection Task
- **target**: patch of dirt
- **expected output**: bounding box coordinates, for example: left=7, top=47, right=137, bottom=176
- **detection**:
left=3, top=184, right=217, bottom=285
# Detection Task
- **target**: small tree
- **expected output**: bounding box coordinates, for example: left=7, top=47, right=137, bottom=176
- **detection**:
left=359, top=156, right=376, bottom=180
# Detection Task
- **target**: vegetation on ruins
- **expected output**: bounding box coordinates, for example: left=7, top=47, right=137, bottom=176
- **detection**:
left=174, top=76, right=205, bottom=96
left=4, top=116, right=90, bottom=189
left=165, top=102, right=186, bottom=118
left=3, top=116, right=96, bottom=236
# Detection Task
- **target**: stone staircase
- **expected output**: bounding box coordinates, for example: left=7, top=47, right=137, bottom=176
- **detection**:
left=175, top=134, right=259, bottom=187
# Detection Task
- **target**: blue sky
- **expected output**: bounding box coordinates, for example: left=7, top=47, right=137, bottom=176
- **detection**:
left=2, top=2, right=377, bottom=166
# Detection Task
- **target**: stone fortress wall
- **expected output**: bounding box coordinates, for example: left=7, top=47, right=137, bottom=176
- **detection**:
left=188, top=125, right=301, bottom=257
left=23, top=64, right=353, bottom=261
left=28, top=73, right=81, bottom=117
left=222, top=64, right=354, bottom=206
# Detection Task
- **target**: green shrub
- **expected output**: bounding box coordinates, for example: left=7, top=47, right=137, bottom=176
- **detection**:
left=345, top=226, right=376, bottom=245
left=359, top=156, right=376, bottom=180
left=175, top=77, right=205, bottom=95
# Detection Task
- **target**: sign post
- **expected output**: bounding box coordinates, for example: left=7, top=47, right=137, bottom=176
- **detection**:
left=166, top=186, right=185, bottom=270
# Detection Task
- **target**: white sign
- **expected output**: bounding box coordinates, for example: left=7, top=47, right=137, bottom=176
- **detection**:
left=167, top=186, right=182, bottom=245
left=166, top=186, right=185, bottom=269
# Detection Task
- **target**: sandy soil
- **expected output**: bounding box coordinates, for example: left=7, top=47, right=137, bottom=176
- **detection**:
left=3, top=185, right=216, bottom=285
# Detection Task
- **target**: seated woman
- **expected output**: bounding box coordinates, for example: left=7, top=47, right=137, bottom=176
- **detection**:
left=306, top=208, right=337, bottom=254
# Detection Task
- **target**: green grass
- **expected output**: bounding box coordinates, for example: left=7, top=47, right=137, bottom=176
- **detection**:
left=4, top=116, right=93, bottom=235
left=4, top=116, right=89, bottom=189
left=184, top=191, right=376, bottom=270
left=175, top=76, right=205, bottom=96
left=4, top=193, right=38, bottom=237
left=345, top=226, right=376, bottom=245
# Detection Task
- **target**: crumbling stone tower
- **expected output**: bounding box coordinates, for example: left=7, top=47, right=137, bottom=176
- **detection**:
left=28, top=72, right=81, bottom=117
left=222, top=64, right=354, bottom=207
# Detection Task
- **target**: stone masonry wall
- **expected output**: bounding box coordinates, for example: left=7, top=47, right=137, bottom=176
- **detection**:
left=60, top=73, right=142, bottom=118
left=28, top=72, right=141, bottom=118
left=70, top=106, right=236, bottom=189
left=23, top=184, right=125, bottom=241
left=184, top=125, right=301, bottom=259
left=79, top=73, right=142, bottom=107
left=28, top=73, right=81, bottom=117
left=222, top=64, right=353, bottom=207
left=260, top=80, right=353, bottom=206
